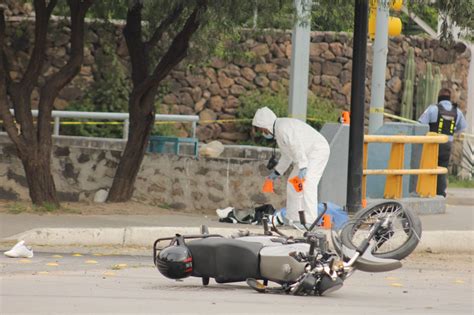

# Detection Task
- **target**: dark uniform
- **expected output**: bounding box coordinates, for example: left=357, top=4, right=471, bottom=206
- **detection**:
left=429, top=104, right=457, bottom=196
left=419, top=100, right=467, bottom=197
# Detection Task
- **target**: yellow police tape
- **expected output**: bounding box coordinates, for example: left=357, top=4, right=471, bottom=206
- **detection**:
left=0, top=111, right=471, bottom=140
left=1, top=116, right=326, bottom=126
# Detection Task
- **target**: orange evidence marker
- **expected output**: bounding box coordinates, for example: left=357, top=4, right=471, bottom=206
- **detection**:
left=288, top=176, right=305, bottom=193
left=262, top=178, right=274, bottom=193
left=341, top=111, right=350, bottom=125
left=321, top=214, right=332, bottom=229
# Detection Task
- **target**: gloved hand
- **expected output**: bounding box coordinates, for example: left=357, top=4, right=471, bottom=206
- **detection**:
left=298, top=167, right=307, bottom=180
left=267, top=170, right=280, bottom=181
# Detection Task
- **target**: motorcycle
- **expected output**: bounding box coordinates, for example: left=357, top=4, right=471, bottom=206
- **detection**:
left=153, top=200, right=422, bottom=296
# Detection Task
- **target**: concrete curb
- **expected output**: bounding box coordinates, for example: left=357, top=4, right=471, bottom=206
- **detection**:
left=2, top=227, right=473, bottom=254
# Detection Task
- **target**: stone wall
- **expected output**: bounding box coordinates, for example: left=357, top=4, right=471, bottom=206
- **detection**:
left=3, top=18, right=471, bottom=143
left=0, top=135, right=287, bottom=212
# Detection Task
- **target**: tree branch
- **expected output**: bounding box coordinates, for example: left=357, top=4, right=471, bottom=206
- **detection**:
left=136, top=1, right=207, bottom=98
left=5, top=0, right=58, bottom=145
left=46, top=0, right=58, bottom=16
left=37, top=0, right=93, bottom=147
left=20, top=0, right=55, bottom=89
left=145, top=3, right=184, bottom=51
left=0, top=8, right=26, bottom=154
left=123, top=1, right=147, bottom=86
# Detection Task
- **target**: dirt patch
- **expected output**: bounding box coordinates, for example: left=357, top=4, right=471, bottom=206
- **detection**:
left=0, top=200, right=210, bottom=216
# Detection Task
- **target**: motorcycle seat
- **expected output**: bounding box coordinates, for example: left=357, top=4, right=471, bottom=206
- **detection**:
left=187, top=238, right=263, bottom=283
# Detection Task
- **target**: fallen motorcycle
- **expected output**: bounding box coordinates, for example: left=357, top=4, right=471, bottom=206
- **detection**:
left=153, top=200, right=422, bottom=296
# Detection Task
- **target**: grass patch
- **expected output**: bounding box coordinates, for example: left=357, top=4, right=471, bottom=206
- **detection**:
left=6, top=202, right=29, bottom=214
left=448, top=175, right=474, bottom=188
left=4, top=201, right=81, bottom=214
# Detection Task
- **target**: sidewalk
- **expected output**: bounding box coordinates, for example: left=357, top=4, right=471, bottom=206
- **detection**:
left=0, top=188, right=472, bottom=254
left=1, top=206, right=472, bottom=254
left=447, top=187, right=474, bottom=206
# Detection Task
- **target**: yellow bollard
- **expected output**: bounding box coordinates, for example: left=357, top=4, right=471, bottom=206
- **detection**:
left=362, top=142, right=369, bottom=206
left=416, top=142, right=439, bottom=197
left=384, top=143, right=405, bottom=198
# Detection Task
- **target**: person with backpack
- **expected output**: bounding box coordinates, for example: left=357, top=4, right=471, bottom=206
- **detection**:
left=418, top=88, right=467, bottom=197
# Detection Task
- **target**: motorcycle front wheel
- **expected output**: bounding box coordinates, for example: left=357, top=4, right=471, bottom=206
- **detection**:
left=340, top=201, right=422, bottom=260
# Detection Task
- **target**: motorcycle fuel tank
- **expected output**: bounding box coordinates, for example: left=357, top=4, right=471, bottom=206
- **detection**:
left=259, top=243, right=310, bottom=283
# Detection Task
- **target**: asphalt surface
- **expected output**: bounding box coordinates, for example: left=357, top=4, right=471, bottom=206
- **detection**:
left=1, top=252, right=472, bottom=314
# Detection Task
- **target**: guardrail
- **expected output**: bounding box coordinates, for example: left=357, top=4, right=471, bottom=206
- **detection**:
left=362, top=132, right=449, bottom=203
left=8, top=110, right=199, bottom=140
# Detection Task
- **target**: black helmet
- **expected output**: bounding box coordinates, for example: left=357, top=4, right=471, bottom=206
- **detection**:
left=156, top=245, right=193, bottom=279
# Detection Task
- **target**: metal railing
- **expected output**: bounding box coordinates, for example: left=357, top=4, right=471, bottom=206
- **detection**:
left=9, top=110, right=199, bottom=140
left=362, top=133, right=449, bottom=203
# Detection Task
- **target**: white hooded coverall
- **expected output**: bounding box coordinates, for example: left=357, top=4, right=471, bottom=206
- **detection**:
left=253, top=107, right=330, bottom=223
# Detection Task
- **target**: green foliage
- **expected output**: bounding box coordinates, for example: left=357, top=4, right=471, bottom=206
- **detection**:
left=53, top=0, right=128, bottom=20
left=237, top=89, right=341, bottom=145
left=401, top=48, right=415, bottom=119
left=151, top=122, right=180, bottom=137
left=403, top=1, right=439, bottom=35
left=311, top=1, right=354, bottom=32
left=415, top=62, right=442, bottom=118
left=448, top=175, right=474, bottom=188
left=211, top=30, right=257, bottom=63
left=37, top=202, right=59, bottom=212
left=6, top=202, right=28, bottom=214
left=407, top=0, right=474, bottom=43
left=62, top=24, right=131, bottom=139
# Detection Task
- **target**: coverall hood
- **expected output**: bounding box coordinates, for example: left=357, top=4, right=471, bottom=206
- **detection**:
left=252, top=107, right=277, bottom=133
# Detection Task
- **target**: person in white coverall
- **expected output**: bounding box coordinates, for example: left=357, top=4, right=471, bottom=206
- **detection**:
left=252, top=107, right=330, bottom=224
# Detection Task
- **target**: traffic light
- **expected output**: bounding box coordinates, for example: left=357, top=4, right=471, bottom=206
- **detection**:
left=368, top=0, right=403, bottom=40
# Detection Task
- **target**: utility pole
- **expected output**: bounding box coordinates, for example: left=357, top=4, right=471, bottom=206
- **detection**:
left=368, top=0, right=390, bottom=134
left=288, top=0, right=312, bottom=121
left=346, top=0, right=369, bottom=213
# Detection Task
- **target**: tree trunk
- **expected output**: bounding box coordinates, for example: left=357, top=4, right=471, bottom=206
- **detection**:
left=106, top=1, right=206, bottom=203
left=107, top=93, right=155, bottom=202
left=20, top=148, right=59, bottom=207
left=0, top=0, right=92, bottom=207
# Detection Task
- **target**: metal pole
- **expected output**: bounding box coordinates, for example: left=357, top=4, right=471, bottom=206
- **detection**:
left=346, top=0, right=369, bottom=213
left=288, top=0, right=312, bottom=121
left=368, top=0, right=389, bottom=134
left=192, top=121, right=197, bottom=138
left=53, top=117, right=60, bottom=136
left=123, top=119, right=129, bottom=140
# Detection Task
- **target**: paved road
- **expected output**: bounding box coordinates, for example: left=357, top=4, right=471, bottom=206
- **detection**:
left=1, top=252, right=472, bottom=314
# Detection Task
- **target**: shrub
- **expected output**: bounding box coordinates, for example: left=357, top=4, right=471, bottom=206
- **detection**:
left=237, top=89, right=342, bottom=145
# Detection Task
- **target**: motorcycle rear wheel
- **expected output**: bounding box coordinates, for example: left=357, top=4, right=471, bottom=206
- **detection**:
left=340, top=201, right=422, bottom=260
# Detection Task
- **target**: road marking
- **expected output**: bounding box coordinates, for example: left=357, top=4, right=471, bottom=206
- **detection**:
left=390, top=283, right=403, bottom=287
left=46, top=262, right=59, bottom=267
left=85, top=260, right=98, bottom=264
left=385, top=276, right=398, bottom=281
left=37, top=271, right=49, bottom=275
left=454, top=279, right=465, bottom=284
left=111, top=263, right=128, bottom=270
left=103, top=271, right=116, bottom=277
left=51, top=255, right=63, bottom=258
left=92, top=253, right=103, bottom=256
left=19, top=259, right=32, bottom=263
left=72, top=253, right=83, bottom=257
